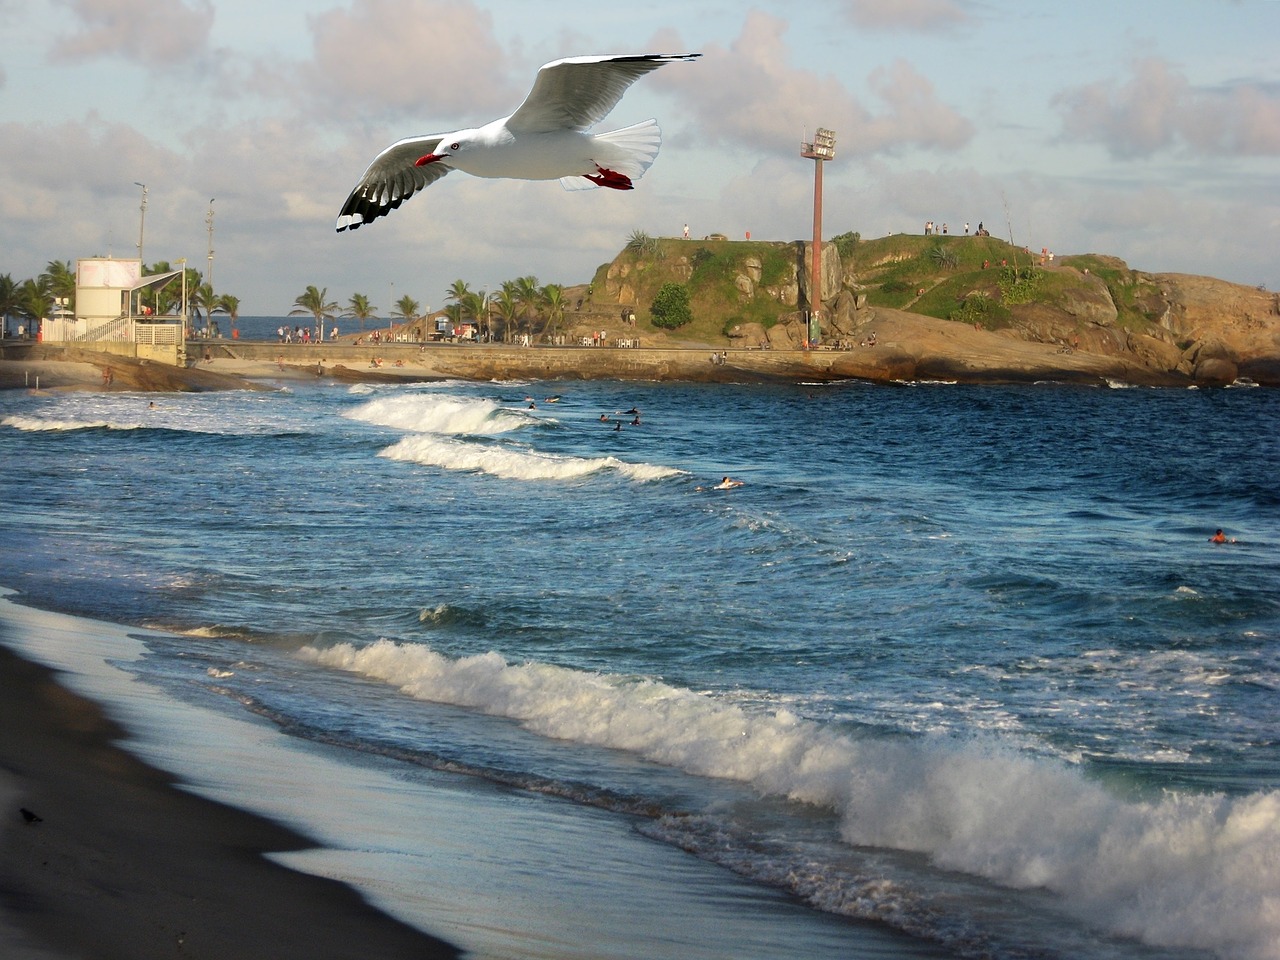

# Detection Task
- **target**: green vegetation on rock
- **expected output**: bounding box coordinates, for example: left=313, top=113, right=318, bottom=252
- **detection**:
left=650, top=282, right=693, bottom=329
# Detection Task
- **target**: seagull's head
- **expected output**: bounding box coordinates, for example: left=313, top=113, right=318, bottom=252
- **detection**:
left=415, top=130, right=476, bottom=167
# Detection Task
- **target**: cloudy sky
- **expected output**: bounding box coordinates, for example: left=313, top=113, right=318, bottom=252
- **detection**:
left=2, top=0, right=1276, bottom=315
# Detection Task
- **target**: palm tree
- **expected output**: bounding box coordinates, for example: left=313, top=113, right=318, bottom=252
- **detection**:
left=391, top=294, right=420, bottom=323
left=17, top=278, right=52, bottom=327
left=289, top=285, right=339, bottom=341
left=439, top=279, right=475, bottom=339
left=344, top=293, right=377, bottom=333
left=445, top=279, right=473, bottom=314
left=441, top=302, right=465, bottom=330
left=461, top=291, right=487, bottom=335
left=513, top=275, right=541, bottom=337
left=171, top=264, right=202, bottom=321
left=0, top=274, right=19, bottom=336
left=540, top=283, right=564, bottom=340
left=490, top=289, right=520, bottom=342
left=42, top=260, right=75, bottom=315
left=143, top=261, right=171, bottom=314
left=215, top=294, right=240, bottom=332
left=191, top=282, right=218, bottom=334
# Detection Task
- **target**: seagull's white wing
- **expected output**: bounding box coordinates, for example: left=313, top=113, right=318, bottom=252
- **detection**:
left=506, top=53, right=700, bottom=135
left=336, top=135, right=453, bottom=232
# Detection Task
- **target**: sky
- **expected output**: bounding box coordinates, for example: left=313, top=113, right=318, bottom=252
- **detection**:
left=1, top=0, right=1277, bottom=316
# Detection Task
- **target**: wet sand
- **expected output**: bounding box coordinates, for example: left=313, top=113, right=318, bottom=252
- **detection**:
left=0, top=640, right=459, bottom=960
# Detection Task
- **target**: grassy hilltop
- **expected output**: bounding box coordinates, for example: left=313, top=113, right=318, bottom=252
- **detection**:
left=561, top=231, right=1279, bottom=384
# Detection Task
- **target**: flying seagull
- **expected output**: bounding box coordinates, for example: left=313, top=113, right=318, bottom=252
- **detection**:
left=336, top=53, right=700, bottom=232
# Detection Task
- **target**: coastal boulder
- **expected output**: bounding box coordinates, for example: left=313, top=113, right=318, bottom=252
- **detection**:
left=795, top=241, right=842, bottom=313
left=826, top=288, right=863, bottom=338
left=767, top=315, right=805, bottom=349
left=727, top=321, right=769, bottom=348
left=1193, top=357, right=1239, bottom=384
left=1059, top=274, right=1118, bottom=326
left=1127, top=333, right=1183, bottom=373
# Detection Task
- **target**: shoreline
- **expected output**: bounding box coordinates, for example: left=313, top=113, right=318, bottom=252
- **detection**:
left=7, top=307, right=1272, bottom=390
left=0, top=592, right=903, bottom=960
left=0, top=629, right=459, bottom=960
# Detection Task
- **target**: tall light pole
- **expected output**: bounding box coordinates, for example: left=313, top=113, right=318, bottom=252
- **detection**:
left=205, top=199, right=216, bottom=336
left=134, top=182, right=148, bottom=265
left=177, top=258, right=189, bottom=339
left=800, top=128, right=836, bottom=348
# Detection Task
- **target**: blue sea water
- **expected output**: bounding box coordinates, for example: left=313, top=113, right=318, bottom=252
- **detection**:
left=1, top=373, right=1277, bottom=960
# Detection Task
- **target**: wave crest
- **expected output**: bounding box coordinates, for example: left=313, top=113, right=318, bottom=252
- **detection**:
left=346, top=394, right=528, bottom=436
left=381, top=434, right=680, bottom=482
left=299, top=638, right=1280, bottom=959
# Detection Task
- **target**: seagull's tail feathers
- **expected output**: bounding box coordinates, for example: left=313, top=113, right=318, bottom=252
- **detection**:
left=561, top=118, right=662, bottom=191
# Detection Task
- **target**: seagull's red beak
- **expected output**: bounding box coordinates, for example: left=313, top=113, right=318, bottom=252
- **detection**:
left=415, top=154, right=443, bottom=167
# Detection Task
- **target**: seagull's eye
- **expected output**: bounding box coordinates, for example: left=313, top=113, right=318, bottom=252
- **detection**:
left=450, top=142, right=460, bottom=151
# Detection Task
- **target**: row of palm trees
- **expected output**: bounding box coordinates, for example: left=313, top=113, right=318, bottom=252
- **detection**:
left=0, top=261, right=76, bottom=333
left=1, top=260, right=239, bottom=334
left=290, top=276, right=569, bottom=342
left=138, top=260, right=241, bottom=328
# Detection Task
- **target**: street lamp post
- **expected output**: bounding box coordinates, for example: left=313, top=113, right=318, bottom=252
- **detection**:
left=205, top=199, right=216, bottom=336
left=134, top=182, right=148, bottom=265
left=800, top=128, right=836, bottom=348
left=177, top=258, right=189, bottom=340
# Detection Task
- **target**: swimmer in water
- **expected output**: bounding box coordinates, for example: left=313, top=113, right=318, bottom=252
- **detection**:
left=714, top=476, right=743, bottom=490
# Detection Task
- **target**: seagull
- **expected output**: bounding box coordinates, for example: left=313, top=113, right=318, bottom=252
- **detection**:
left=336, top=53, right=700, bottom=232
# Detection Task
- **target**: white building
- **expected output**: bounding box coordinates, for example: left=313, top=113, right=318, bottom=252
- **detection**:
left=40, top=257, right=187, bottom=363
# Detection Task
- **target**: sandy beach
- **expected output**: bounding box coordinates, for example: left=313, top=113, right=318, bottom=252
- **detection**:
left=0, top=639, right=460, bottom=960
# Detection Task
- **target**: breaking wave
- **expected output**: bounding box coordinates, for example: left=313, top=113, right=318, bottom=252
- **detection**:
left=346, top=394, right=530, bottom=435
left=300, top=638, right=1280, bottom=960
left=380, top=434, right=680, bottom=482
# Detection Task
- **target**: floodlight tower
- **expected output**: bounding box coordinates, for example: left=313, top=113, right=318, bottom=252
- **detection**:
left=800, top=128, right=836, bottom=347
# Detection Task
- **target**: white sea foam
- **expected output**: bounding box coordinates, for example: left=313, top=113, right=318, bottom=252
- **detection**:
left=346, top=394, right=529, bottom=435
left=300, top=639, right=1280, bottom=960
left=380, top=434, right=680, bottom=482
left=2, top=414, right=141, bottom=432
left=346, top=393, right=681, bottom=482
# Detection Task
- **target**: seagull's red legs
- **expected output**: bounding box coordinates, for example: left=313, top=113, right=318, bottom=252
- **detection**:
left=583, top=166, right=634, bottom=190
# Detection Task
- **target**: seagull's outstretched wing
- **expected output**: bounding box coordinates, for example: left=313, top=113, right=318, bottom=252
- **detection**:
left=336, top=135, right=452, bottom=232
left=506, top=53, right=700, bottom=134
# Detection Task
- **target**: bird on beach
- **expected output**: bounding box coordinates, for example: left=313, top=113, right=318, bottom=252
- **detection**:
left=336, top=53, right=700, bottom=232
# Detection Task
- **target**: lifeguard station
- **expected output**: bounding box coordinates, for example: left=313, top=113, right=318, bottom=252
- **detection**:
left=39, top=257, right=187, bottom=364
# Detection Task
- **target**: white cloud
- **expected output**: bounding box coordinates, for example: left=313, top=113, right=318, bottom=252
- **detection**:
left=1053, top=57, right=1280, bottom=158
left=292, top=0, right=518, bottom=126
left=50, top=0, right=214, bottom=66
left=656, top=11, right=973, bottom=158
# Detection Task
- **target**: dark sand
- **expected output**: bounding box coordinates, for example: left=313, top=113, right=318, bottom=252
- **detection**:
left=0, top=642, right=459, bottom=960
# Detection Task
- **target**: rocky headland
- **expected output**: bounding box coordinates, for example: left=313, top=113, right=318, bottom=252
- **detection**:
left=2, top=234, right=1276, bottom=390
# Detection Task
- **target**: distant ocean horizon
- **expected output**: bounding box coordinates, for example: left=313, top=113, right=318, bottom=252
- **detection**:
left=2, top=373, right=1276, bottom=960
left=221, top=315, right=419, bottom=341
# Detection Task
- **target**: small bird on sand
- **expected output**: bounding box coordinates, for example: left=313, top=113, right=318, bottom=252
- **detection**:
left=336, top=53, right=700, bottom=232
left=20, top=807, right=42, bottom=824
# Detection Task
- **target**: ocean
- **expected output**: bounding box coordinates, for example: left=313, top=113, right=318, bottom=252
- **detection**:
left=1, top=371, right=1277, bottom=960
